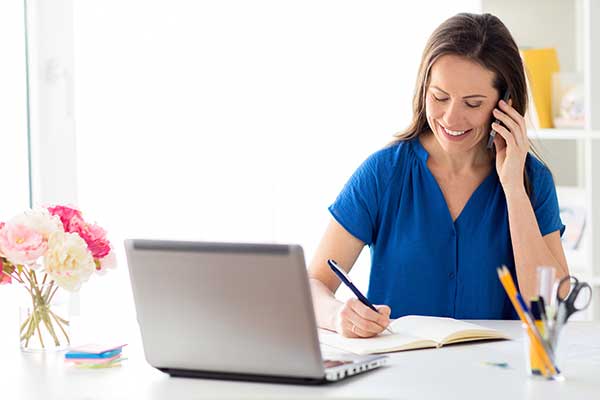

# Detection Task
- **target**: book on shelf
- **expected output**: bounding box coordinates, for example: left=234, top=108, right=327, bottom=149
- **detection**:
left=319, top=315, right=508, bottom=355
left=557, top=186, right=587, bottom=251
left=520, top=47, right=560, bottom=129
left=560, top=206, right=586, bottom=250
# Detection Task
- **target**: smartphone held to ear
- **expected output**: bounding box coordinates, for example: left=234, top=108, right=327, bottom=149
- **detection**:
left=486, top=90, right=511, bottom=150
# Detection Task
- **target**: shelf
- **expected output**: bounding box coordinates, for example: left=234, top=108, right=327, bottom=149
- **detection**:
left=528, top=129, right=600, bottom=140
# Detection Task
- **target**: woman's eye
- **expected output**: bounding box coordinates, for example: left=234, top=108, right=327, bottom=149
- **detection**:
left=432, top=94, right=481, bottom=108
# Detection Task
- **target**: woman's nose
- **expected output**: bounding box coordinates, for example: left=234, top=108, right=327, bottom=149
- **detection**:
left=443, top=100, right=464, bottom=127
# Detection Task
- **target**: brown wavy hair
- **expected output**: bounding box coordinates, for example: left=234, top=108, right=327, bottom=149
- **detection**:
left=391, top=12, right=544, bottom=197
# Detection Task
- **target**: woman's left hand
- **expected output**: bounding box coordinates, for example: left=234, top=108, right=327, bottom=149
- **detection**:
left=491, top=99, right=529, bottom=196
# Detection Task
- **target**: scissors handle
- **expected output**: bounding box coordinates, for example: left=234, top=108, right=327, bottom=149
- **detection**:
left=556, top=276, right=578, bottom=302
left=556, top=275, right=592, bottom=313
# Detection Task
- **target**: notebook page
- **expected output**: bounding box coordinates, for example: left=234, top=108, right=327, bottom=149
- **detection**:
left=319, top=330, right=435, bottom=355
left=390, top=316, right=499, bottom=344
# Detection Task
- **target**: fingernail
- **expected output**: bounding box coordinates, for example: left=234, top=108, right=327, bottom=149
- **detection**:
left=500, top=100, right=506, bottom=106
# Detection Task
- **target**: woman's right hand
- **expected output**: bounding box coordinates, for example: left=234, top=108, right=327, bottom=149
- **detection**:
left=333, top=298, right=391, bottom=338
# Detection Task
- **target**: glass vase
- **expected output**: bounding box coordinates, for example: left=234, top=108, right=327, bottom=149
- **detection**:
left=19, top=280, right=71, bottom=352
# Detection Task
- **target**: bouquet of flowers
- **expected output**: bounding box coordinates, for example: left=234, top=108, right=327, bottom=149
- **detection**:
left=0, top=205, right=115, bottom=351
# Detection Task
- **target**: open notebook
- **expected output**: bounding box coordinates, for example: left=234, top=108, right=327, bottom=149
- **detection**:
left=319, top=316, right=509, bottom=355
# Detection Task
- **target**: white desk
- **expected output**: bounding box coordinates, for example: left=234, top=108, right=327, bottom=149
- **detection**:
left=2, top=320, right=600, bottom=399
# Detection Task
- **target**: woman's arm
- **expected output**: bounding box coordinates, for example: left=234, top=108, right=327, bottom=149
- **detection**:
left=308, top=218, right=390, bottom=337
left=492, top=99, right=569, bottom=300
left=504, top=189, right=569, bottom=300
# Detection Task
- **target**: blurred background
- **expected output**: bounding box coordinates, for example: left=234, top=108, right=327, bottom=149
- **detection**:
left=1, top=0, right=599, bottom=337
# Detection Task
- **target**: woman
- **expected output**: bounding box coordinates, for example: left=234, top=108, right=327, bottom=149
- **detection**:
left=308, top=13, right=569, bottom=338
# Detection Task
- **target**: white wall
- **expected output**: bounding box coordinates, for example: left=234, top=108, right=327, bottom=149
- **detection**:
left=66, top=1, right=481, bottom=326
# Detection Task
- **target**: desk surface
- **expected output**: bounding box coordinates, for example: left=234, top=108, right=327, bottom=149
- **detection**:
left=2, top=320, right=600, bottom=400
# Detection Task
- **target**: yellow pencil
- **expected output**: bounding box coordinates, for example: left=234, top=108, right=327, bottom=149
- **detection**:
left=497, top=268, right=551, bottom=377
left=498, top=267, right=557, bottom=377
left=497, top=266, right=558, bottom=377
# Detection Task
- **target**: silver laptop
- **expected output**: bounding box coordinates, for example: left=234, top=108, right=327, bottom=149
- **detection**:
left=124, top=239, right=387, bottom=384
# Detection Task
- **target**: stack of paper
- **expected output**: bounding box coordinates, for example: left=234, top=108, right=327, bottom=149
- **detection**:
left=65, top=344, right=127, bottom=369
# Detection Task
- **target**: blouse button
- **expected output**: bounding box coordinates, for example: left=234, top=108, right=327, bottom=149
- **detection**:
left=448, top=272, right=456, bottom=279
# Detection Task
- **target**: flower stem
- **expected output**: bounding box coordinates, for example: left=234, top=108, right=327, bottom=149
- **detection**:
left=47, top=285, right=59, bottom=305
left=19, top=271, right=69, bottom=350
left=49, top=310, right=70, bottom=343
left=32, top=307, right=45, bottom=348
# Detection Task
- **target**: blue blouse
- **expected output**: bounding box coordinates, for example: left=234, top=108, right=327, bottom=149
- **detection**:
left=329, top=137, right=565, bottom=319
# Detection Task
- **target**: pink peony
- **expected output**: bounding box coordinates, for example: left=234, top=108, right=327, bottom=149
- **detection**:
left=48, top=205, right=111, bottom=258
left=69, top=219, right=111, bottom=259
left=0, top=223, right=47, bottom=265
left=47, top=205, right=83, bottom=232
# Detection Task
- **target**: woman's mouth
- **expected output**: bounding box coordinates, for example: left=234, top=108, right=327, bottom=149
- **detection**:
left=438, top=122, right=473, bottom=141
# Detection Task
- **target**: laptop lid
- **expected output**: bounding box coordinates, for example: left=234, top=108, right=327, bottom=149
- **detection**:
left=125, top=239, right=326, bottom=380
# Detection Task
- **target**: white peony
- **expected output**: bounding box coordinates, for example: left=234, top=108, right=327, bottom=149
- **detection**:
left=10, top=209, right=63, bottom=239
left=43, top=231, right=95, bottom=292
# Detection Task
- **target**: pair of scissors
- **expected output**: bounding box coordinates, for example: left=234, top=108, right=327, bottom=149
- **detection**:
left=550, top=275, right=592, bottom=349
left=555, top=275, right=592, bottom=324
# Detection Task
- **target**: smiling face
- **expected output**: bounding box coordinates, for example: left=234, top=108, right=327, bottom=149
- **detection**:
left=425, top=54, right=501, bottom=155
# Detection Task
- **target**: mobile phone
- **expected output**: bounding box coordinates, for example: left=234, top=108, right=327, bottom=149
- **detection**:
left=486, top=89, right=511, bottom=150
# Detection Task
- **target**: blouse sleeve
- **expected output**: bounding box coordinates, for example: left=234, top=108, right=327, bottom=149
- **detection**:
left=529, top=161, right=566, bottom=237
left=328, top=151, right=389, bottom=245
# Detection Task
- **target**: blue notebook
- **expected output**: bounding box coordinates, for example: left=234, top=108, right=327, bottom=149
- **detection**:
left=65, top=348, right=121, bottom=359
left=65, top=345, right=125, bottom=359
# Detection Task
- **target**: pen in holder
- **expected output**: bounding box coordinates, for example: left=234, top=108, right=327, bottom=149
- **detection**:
left=504, top=267, right=593, bottom=381
left=521, top=323, right=562, bottom=380
left=523, top=299, right=556, bottom=378
left=497, top=266, right=563, bottom=380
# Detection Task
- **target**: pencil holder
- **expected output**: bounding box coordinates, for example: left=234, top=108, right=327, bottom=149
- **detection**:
left=522, top=324, right=563, bottom=381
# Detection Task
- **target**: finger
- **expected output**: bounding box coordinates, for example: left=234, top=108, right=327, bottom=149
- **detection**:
left=499, top=98, right=525, bottom=127
left=492, top=109, right=521, bottom=147
left=352, top=323, right=377, bottom=338
left=339, top=317, right=366, bottom=338
left=499, top=99, right=528, bottom=144
left=491, top=122, right=516, bottom=148
left=339, top=301, right=382, bottom=334
left=345, top=307, right=387, bottom=334
left=340, top=321, right=360, bottom=338
left=375, top=305, right=391, bottom=318
left=493, top=131, right=507, bottom=153
left=349, top=299, right=389, bottom=328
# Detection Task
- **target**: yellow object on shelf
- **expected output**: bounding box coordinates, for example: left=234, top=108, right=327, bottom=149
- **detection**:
left=521, top=48, right=560, bottom=129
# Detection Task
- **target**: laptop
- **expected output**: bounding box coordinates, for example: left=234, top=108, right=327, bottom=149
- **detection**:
left=124, top=239, right=387, bottom=385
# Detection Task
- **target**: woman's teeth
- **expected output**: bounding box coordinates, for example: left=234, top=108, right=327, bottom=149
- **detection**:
left=443, top=127, right=468, bottom=136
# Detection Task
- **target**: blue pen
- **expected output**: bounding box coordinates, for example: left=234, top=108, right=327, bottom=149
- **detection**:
left=327, top=259, right=393, bottom=334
